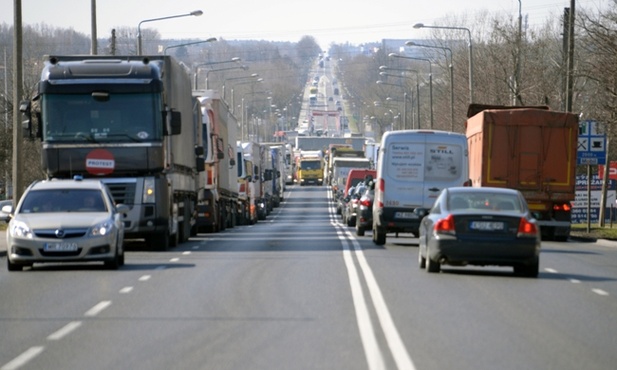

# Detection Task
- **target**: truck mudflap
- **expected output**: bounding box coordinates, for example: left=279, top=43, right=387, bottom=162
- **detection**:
left=537, top=220, right=571, bottom=241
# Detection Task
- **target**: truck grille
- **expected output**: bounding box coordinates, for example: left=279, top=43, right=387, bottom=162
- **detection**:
left=105, top=182, right=137, bottom=205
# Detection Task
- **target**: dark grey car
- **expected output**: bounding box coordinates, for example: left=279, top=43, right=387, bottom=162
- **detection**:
left=418, top=187, right=541, bottom=277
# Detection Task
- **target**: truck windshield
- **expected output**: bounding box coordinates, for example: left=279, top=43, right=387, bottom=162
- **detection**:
left=300, top=160, right=322, bottom=170
left=42, top=93, right=162, bottom=143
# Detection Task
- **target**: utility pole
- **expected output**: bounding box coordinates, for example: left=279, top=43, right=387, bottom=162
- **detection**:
left=12, top=0, right=24, bottom=203
left=90, top=0, right=97, bottom=55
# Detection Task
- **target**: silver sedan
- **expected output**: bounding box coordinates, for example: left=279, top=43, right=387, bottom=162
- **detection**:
left=4, top=178, right=129, bottom=271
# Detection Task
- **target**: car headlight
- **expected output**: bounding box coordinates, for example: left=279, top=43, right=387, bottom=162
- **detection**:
left=89, top=221, right=115, bottom=237
left=10, top=220, right=33, bottom=239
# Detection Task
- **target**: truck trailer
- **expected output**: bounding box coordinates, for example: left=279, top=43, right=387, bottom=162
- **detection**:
left=465, top=104, right=579, bottom=241
left=22, top=55, right=204, bottom=250
left=193, top=89, right=241, bottom=232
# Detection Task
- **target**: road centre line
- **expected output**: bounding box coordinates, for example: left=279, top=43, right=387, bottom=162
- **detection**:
left=331, top=197, right=416, bottom=370
left=119, top=287, right=133, bottom=294
left=84, top=301, right=111, bottom=317
left=1, top=346, right=45, bottom=370
left=339, top=230, right=386, bottom=369
left=344, top=229, right=416, bottom=370
left=592, top=288, right=609, bottom=296
left=47, top=321, right=82, bottom=341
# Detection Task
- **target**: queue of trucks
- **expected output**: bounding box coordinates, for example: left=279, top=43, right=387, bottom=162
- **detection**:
left=19, top=54, right=291, bottom=250
left=17, top=54, right=580, bottom=249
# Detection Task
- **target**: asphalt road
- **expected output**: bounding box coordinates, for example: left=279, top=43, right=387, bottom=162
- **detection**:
left=2, top=186, right=617, bottom=370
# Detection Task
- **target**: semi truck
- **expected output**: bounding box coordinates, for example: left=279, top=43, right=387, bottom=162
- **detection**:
left=242, top=141, right=268, bottom=220
left=21, top=55, right=204, bottom=250
left=193, top=89, right=241, bottom=232
left=237, top=141, right=255, bottom=224
left=465, top=104, right=579, bottom=241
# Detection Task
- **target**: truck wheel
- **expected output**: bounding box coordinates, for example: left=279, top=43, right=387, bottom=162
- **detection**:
left=147, top=231, right=169, bottom=251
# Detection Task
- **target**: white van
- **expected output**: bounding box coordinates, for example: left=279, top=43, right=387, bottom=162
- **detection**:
left=372, top=130, right=469, bottom=245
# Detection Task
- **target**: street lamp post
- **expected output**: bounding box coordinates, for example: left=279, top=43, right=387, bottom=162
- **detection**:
left=225, top=74, right=261, bottom=109
left=242, top=91, right=270, bottom=142
left=194, top=57, right=241, bottom=89
left=379, top=66, right=422, bottom=129
left=204, top=65, right=248, bottom=89
left=389, top=53, right=433, bottom=129
left=137, top=10, right=203, bottom=55
left=376, top=81, right=409, bottom=130
left=413, top=23, right=474, bottom=104
left=406, top=41, right=455, bottom=131
left=163, top=37, right=217, bottom=55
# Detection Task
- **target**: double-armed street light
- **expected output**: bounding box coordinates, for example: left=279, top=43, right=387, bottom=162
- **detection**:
left=163, top=37, right=217, bottom=56
left=193, top=57, right=242, bottom=89
left=389, top=53, right=434, bottom=128
left=205, top=65, right=249, bottom=89
left=413, top=23, right=474, bottom=104
left=379, top=65, right=422, bottom=129
left=405, top=41, right=455, bottom=131
left=225, top=74, right=262, bottom=107
left=137, top=10, right=203, bottom=55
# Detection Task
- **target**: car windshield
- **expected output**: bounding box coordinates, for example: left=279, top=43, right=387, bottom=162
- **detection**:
left=19, top=189, right=107, bottom=213
left=448, top=192, right=522, bottom=211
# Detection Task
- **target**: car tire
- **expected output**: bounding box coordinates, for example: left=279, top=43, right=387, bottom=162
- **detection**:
left=356, top=224, right=365, bottom=236
left=418, top=248, right=426, bottom=269
left=104, top=250, right=121, bottom=270
left=346, top=216, right=354, bottom=227
left=373, top=226, right=386, bottom=245
left=7, top=258, right=23, bottom=272
left=514, top=258, right=539, bottom=278
left=426, top=248, right=440, bottom=273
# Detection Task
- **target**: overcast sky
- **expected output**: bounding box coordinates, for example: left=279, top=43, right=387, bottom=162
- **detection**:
left=0, top=0, right=610, bottom=48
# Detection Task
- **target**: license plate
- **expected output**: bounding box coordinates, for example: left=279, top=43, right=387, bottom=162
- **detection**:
left=44, top=242, right=78, bottom=252
left=469, top=221, right=504, bottom=231
left=395, top=212, right=418, bottom=219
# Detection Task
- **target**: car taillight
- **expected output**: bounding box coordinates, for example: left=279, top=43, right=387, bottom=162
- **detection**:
left=377, top=178, right=384, bottom=192
left=553, top=203, right=571, bottom=212
left=434, top=214, right=455, bottom=235
left=360, top=198, right=371, bottom=207
left=517, top=218, right=538, bottom=237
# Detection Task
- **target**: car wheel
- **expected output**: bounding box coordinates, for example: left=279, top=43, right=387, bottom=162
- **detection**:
left=104, top=250, right=121, bottom=270
left=346, top=215, right=354, bottom=227
left=356, top=224, right=365, bottom=236
left=373, top=226, right=386, bottom=245
left=7, top=258, right=23, bottom=272
left=418, top=247, right=426, bottom=269
left=426, top=248, right=440, bottom=273
left=514, top=258, right=539, bottom=278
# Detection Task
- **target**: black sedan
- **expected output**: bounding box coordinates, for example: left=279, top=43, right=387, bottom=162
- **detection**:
left=418, top=187, right=541, bottom=277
